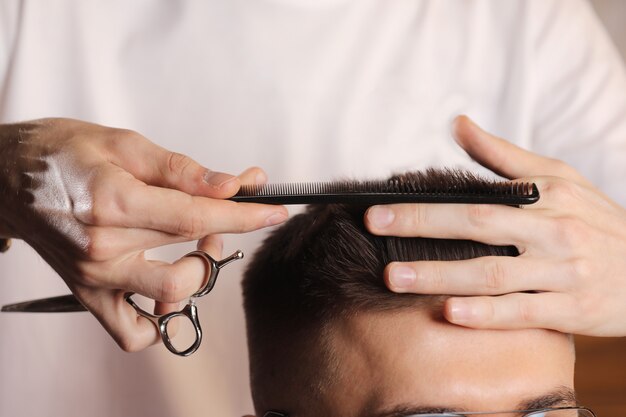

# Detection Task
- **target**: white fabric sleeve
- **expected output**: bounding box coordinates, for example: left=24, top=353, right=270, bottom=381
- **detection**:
left=529, top=0, right=626, bottom=206
left=0, top=0, right=23, bottom=117
left=0, top=1, right=23, bottom=99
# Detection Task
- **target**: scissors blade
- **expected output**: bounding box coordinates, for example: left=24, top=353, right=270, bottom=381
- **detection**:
left=1, top=294, right=87, bottom=313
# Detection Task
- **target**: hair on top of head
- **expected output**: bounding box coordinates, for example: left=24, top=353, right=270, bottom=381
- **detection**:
left=242, top=168, right=518, bottom=329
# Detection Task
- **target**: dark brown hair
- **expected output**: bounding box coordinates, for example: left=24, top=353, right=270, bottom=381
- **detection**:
left=242, top=169, right=518, bottom=408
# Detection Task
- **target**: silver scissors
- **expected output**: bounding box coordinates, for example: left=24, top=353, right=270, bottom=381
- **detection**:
left=1, top=249, right=244, bottom=357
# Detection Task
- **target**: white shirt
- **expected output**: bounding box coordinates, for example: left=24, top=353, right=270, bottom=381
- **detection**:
left=1, top=1, right=625, bottom=416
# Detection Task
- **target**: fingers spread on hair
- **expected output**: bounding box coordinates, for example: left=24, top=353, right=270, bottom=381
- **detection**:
left=385, top=257, right=567, bottom=295
left=442, top=292, right=576, bottom=332
left=365, top=203, right=540, bottom=246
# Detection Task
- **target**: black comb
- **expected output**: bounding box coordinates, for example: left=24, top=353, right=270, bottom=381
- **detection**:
left=230, top=175, right=539, bottom=205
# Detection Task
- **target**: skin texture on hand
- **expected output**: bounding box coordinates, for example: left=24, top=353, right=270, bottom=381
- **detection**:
left=366, top=115, right=626, bottom=337
left=0, top=118, right=288, bottom=351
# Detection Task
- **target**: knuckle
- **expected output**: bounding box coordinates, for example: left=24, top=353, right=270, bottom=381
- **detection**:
left=107, top=128, right=145, bottom=151
left=411, top=205, right=428, bottom=230
left=517, top=298, right=537, bottom=324
left=117, top=334, right=143, bottom=353
left=82, top=229, right=111, bottom=261
left=89, top=199, right=114, bottom=226
left=569, top=257, right=592, bottom=281
left=467, top=204, right=493, bottom=228
left=483, top=259, right=506, bottom=291
left=551, top=216, right=588, bottom=248
left=481, top=299, right=496, bottom=322
left=85, top=180, right=120, bottom=226
left=166, top=151, right=193, bottom=177
left=114, top=128, right=144, bottom=143
left=87, top=202, right=107, bottom=225
left=427, top=263, right=445, bottom=291
left=176, top=214, right=206, bottom=238
left=542, top=178, right=579, bottom=203
left=158, top=272, right=187, bottom=303
left=549, top=158, right=577, bottom=178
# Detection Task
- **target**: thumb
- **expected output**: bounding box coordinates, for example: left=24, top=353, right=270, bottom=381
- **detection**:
left=452, top=115, right=555, bottom=180
left=107, top=130, right=240, bottom=198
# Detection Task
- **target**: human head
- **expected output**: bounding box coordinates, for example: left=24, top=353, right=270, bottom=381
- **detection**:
left=242, top=170, right=576, bottom=417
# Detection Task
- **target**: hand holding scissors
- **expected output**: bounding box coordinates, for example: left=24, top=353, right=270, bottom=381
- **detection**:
left=0, top=119, right=288, bottom=352
left=3, top=248, right=244, bottom=357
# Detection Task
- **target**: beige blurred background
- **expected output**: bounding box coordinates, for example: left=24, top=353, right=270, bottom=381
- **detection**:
left=575, top=1, right=625, bottom=416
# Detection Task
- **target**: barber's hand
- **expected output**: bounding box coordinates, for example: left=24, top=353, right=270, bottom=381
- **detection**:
left=365, top=115, right=626, bottom=337
left=0, top=118, right=288, bottom=351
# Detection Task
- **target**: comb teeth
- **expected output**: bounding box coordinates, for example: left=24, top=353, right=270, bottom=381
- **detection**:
left=237, top=180, right=534, bottom=197
left=232, top=180, right=538, bottom=205
left=232, top=168, right=540, bottom=205
left=236, top=179, right=537, bottom=197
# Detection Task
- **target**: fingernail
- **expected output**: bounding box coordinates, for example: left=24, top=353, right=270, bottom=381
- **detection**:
left=448, top=300, right=473, bottom=324
left=367, top=206, right=395, bottom=229
left=265, top=212, right=288, bottom=227
left=389, top=265, right=416, bottom=290
left=203, top=170, right=238, bottom=189
left=255, top=170, right=268, bottom=185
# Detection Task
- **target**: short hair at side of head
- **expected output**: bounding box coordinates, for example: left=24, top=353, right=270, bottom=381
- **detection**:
left=241, top=169, right=519, bottom=410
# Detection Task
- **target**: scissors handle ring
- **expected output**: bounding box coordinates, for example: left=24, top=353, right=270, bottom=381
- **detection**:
left=158, top=302, right=203, bottom=357
left=185, top=250, right=221, bottom=297
left=185, top=249, right=244, bottom=297
left=123, top=293, right=203, bottom=357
